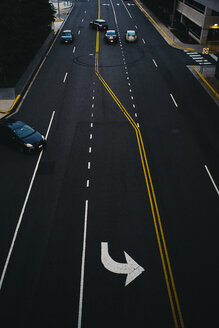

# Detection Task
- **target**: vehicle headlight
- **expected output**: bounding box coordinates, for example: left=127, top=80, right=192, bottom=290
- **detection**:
left=24, top=143, right=33, bottom=148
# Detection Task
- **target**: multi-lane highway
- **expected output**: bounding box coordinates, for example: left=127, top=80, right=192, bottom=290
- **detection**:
left=0, top=0, right=218, bottom=327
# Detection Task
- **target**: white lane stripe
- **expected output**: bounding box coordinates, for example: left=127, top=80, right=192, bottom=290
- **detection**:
left=135, top=113, right=138, bottom=117
left=121, top=0, right=132, bottom=18
left=88, top=162, right=91, bottom=169
left=73, top=46, right=76, bottom=53
left=153, top=59, right=158, bottom=67
left=89, top=147, right=92, bottom=153
left=142, top=38, right=145, bottom=44
left=133, top=104, right=135, bottom=108
left=86, top=180, right=90, bottom=188
left=90, top=134, right=92, bottom=140
left=92, top=104, right=94, bottom=108
left=204, top=165, right=219, bottom=196
left=110, top=0, right=118, bottom=25
left=82, top=18, right=84, bottom=22
left=135, top=25, right=138, bottom=29
left=0, top=111, right=55, bottom=291
left=78, top=30, right=81, bottom=35
left=63, top=72, right=68, bottom=83
left=90, top=123, right=93, bottom=128
left=170, top=93, right=178, bottom=108
left=77, top=200, right=89, bottom=328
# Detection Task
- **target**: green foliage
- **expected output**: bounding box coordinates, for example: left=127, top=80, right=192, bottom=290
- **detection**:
left=0, top=0, right=55, bottom=86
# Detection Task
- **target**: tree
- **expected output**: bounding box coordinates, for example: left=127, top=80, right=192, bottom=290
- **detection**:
left=0, top=0, right=55, bottom=86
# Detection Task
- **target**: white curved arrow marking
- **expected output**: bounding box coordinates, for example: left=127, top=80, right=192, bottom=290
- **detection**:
left=101, top=242, right=145, bottom=286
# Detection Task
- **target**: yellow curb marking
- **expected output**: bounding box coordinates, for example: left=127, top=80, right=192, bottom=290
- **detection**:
left=0, top=95, right=21, bottom=114
left=192, top=66, right=219, bottom=99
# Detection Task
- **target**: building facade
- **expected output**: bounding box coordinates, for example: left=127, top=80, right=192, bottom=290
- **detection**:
left=177, top=0, right=219, bottom=47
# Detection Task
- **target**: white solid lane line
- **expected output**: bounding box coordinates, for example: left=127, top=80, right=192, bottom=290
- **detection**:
left=63, top=72, right=68, bottom=83
left=0, top=111, right=55, bottom=290
left=204, top=165, right=219, bottom=196
left=78, top=200, right=89, bottom=328
left=170, top=93, right=178, bottom=108
left=110, top=0, right=118, bottom=25
left=121, top=0, right=133, bottom=18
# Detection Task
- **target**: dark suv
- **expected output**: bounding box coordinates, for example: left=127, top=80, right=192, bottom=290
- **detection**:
left=90, top=19, right=108, bottom=31
left=60, top=30, right=74, bottom=43
left=105, top=30, right=118, bottom=44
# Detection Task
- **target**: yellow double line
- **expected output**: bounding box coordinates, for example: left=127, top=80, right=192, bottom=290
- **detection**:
left=94, top=1, right=184, bottom=327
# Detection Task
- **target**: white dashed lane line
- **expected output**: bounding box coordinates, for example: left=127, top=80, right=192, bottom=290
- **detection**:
left=88, top=162, right=91, bottom=170
left=153, top=59, right=158, bottom=67
left=78, top=30, right=81, bottom=35
left=89, top=147, right=92, bottom=153
left=86, top=180, right=90, bottom=188
left=170, top=93, right=178, bottom=108
left=142, top=38, right=145, bottom=44
left=63, top=72, right=68, bottom=83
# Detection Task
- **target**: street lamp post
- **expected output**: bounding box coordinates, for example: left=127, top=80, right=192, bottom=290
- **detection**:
left=58, top=0, right=61, bottom=19
left=171, top=0, right=177, bottom=28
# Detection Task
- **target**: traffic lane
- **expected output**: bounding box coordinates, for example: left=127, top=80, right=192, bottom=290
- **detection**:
left=0, top=34, right=97, bottom=258
left=81, top=122, right=173, bottom=327
left=126, top=46, right=219, bottom=326
left=0, top=120, right=94, bottom=327
left=116, top=0, right=167, bottom=46
left=0, top=145, right=39, bottom=270
left=149, top=44, right=219, bottom=163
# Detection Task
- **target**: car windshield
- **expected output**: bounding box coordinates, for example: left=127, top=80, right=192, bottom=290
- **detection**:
left=106, top=31, right=116, bottom=36
left=62, top=31, right=71, bottom=37
left=128, top=31, right=135, bottom=36
left=13, top=124, right=35, bottom=138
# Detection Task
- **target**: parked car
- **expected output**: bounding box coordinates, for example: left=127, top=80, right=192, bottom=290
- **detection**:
left=105, top=30, right=118, bottom=44
left=125, top=30, right=137, bottom=42
left=0, top=119, right=46, bottom=153
left=60, top=30, right=74, bottom=43
left=90, top=19, right=108, bottom=31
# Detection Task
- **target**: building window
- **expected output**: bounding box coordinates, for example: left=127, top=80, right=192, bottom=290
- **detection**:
left=184, top=0, right=205, bottom=14
left=212, top=10, right=219, bottom=16
left=208, top=29, right=219, bottom=41
left=183, top=16, right=201, bottom=38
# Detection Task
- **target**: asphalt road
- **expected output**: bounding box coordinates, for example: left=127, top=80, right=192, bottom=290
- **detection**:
left=0, top=0, right=218, bottom=327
